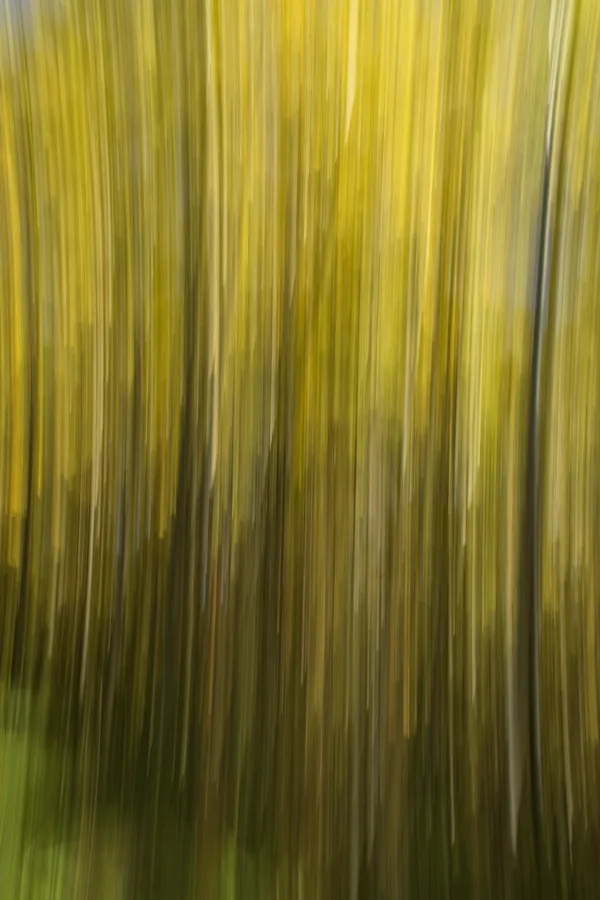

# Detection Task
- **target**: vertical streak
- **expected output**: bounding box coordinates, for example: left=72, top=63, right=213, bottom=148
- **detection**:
left=524, top=0, right=575, bottom=861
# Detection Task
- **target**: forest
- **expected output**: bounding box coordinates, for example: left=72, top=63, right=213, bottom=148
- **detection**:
left=0, top=0, right=599, bottom=897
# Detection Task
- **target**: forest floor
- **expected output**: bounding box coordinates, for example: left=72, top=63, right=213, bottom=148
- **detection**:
left=0, top=689, right=302, bottom=899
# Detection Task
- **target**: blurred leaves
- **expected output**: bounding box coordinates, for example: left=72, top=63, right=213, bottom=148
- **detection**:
left=0, top=0, right=599, bottom=898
